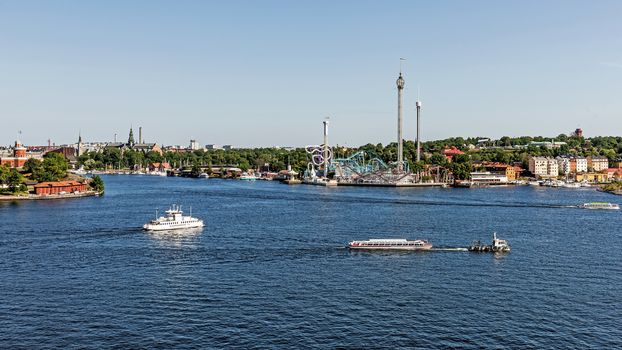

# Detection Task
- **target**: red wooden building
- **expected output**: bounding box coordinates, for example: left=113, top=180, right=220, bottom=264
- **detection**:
left=34, top=181, right=87, bottom=195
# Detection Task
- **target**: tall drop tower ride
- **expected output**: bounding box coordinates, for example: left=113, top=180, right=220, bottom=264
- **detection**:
left=416, top=98, right=421, bottom=162
left=323, top=118, right=330, bottom=178
left=396, top=72, right=405, bottom=172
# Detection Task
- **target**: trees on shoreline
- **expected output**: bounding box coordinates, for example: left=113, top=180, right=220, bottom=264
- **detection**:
left=73, top=135, right=622, bottom=176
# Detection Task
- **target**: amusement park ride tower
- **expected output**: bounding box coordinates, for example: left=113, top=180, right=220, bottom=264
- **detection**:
left=323, top=118, right=331, bottom=177
left=396, top=72, right=405, bottom=172
left=416, top=98, right=421, bottom=162
left=302, top=62, right=451, bottom=187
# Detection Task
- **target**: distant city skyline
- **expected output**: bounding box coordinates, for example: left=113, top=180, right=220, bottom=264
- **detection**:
left=1, top=1, right=621, bottom=147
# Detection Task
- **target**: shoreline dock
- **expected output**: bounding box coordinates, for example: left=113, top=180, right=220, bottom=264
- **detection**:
left=334, top=182, right=448, bottom=188
left=0, top=191, right=101, bottom=201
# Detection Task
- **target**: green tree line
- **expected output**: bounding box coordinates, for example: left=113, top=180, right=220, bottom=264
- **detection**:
left=76, top=135, right=622, bottom=175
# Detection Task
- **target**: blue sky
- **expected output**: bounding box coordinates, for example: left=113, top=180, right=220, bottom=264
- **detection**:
left=1, top=1, right=621, bottom=147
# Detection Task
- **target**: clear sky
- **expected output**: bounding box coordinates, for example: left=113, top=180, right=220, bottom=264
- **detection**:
left=1, top=0, right=621, bottom=147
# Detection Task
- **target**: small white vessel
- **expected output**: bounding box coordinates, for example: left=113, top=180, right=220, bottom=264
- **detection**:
left=239, top=173, right=257, bottom=181
left=143, top=205, right=204, bottom=231
left=347, top=238, right=432, bottom=251
left=71, top=168, right=87, bottom=175
left=198, top=173, right=209, bottom=179
left=580, top=202, right=620, bottom=210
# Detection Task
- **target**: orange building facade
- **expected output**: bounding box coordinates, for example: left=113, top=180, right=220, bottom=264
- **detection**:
left=0, top=141, right=28, bottom=168
left=34, top=181, right=88, bottom=195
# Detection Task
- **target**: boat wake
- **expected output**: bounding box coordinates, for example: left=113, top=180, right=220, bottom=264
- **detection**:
left=430, top=247, right=468, bottom=252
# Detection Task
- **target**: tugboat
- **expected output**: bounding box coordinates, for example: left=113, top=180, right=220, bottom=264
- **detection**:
left=143, top=205, right=204, bottom=231
left=468, top=232, right=511, bottom=253
left=347, top=238, right=432, bottom=251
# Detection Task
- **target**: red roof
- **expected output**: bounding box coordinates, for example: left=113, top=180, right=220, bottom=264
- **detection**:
left=479, top=161, right=511, bottom=169
left=34, top=181, right=84, bottom=188
left=150, top=162, right=171, bottom=169
left=443, top=147, right=464, bottom=156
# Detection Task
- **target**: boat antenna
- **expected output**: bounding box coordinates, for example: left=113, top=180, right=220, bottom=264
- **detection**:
left=155, top=208, right=158, bottom=220
left=190, top=206, right=192, bottom=217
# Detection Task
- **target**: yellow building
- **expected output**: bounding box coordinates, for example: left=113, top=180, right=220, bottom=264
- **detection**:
left=505, top=166, right=516, bottom=182
left=576, top=173, right=609, bottom=183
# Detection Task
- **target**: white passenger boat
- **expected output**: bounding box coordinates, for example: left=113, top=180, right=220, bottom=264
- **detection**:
left=347, top=238, right=432, bottom=251
left=239, top=173, right=257, bottom=181
left=580, top=202, right=620, bottom=210
left=143, top=205, right=204, bottom=231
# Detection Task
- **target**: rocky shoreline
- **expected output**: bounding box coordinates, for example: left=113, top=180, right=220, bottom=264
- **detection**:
left=0, top=191, right=101, bottom=201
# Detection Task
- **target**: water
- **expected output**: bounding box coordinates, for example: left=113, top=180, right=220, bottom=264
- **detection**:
left=1, top=176, right=621, bottom=349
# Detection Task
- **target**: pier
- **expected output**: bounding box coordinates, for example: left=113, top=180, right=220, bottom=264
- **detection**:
left=332, top=181, right=447, bottom=188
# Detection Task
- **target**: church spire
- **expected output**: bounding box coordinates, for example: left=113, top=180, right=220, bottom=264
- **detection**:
left=128, top=127, right=135, bottom=146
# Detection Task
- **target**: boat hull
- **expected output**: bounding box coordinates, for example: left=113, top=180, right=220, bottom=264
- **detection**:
left=347, top=245, right=432, bottom=251
left=143, top=222, right=204, bottom=231
left=580, top=203, right=620, bottom=210
left=347, top=239, right=432, bottom=251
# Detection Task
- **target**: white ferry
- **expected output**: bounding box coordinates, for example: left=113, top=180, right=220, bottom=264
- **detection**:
left=580, top=202, right=620, bottom=210
left=347, top=238, right=432, bottom=251
left=143, top=205, right=204, bottom=231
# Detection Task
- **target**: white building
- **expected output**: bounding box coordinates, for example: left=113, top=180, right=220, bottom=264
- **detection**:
left=189, top=139, right=200, bottom=150
left=556, top=157, right=570, bottom=175
left=528, top=141, right=567, bottom=149
left=547, top=160, right=559, bottom=177
left=574, top=157, right=588, bottom=173
left=529, top=157, right=548, bottom=176
left=470, top=172, right=508, bottom=184
left=529, top=156, right=558, bottom=178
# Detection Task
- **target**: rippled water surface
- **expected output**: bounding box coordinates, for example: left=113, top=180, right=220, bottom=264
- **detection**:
left=1, top=176, right=621, bottom=349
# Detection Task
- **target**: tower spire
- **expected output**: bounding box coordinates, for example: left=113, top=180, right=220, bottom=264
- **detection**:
left=128, top=126, right=135, bottom=146
left=77, top=129, right=84, bottom=157
left=396, top=68, right=405, bottom=172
